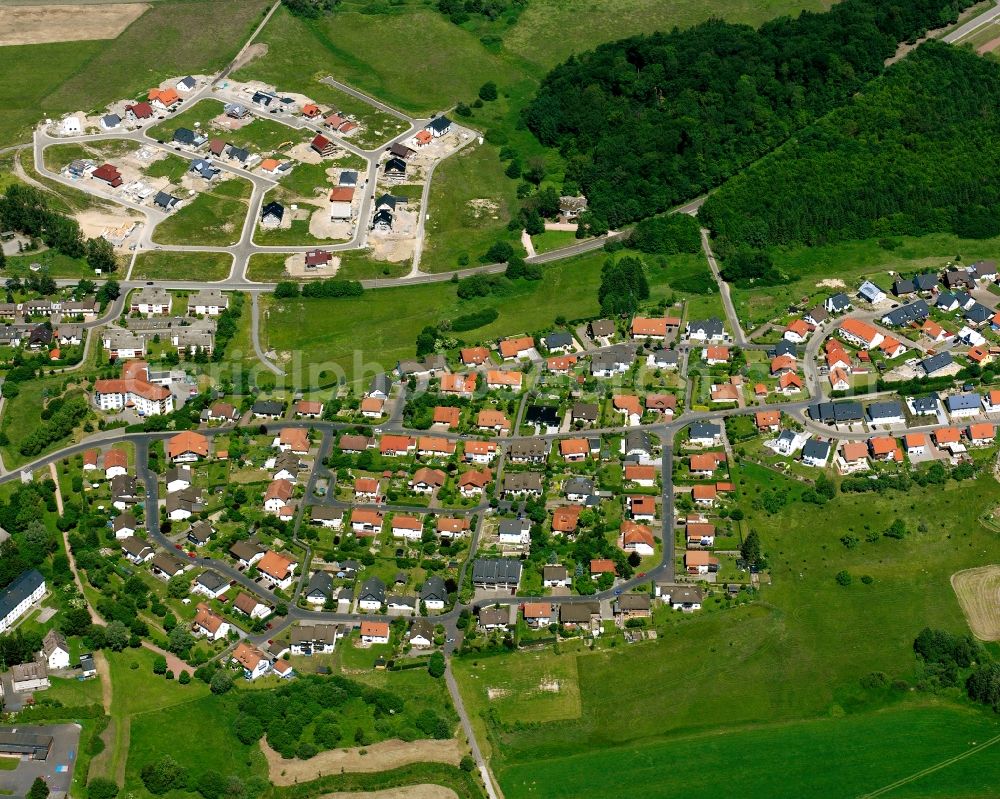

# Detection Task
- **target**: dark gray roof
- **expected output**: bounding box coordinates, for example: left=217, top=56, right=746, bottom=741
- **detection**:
left=687, top=318, right=725, bottom=336
left=921, top=352, right=954, bottom=375
left=154, top=191, right=178, bottom=209
left=914, top=273, right=939, bottom=291
left=867, top=401, right=903, bottom=421
left=809, top=401, right=864, bottom=423
left=252, top=400, right=284, bottom=415
left=499, top=518, right=531, bottom=535
left=882, top=300, right=928, bottom=327
left=910, top=394, right=939, bottom=414
left=689, top=421, right=721, bottom=440
left=420, top=576, right=447, bottom=602
left=802, top=439, right=831, bottom=461
left=624, top=430, right=651, bottom=453
left=195, top=570, right=227, bottom=592
left=261, top=201, right=284, bottom=221
left=543, top=331, right=574, bottom=349
left=472, top=558, right=522, bottom=585
left=306, top=571, right=333, bottom=598
left=947, top=393, right=982, bottom=411
left=227, top=145, right=250, bottom=162
left=359, top=576, right=386, bottom=602
left=826, top=293, right=851, bottom=312
left=771, top=340, right=797, bottom=358
left=572, top=402, right=599, bottom=420
left=384, top=157, right=406, bottom=174
left=564, top=476, right=594, bottom=496
left=965, top=303, right=991, bottom=324
left=0, top=570, right=44, bottom=622
left=427, top=116, right=452, bottom=133
left=936, top=292, right=959, bottom=309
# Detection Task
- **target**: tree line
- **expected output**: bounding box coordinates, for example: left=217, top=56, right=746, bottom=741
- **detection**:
left=523, top=0, right=974, bottom=231
left=699, top=42, right=1000, bottom=254
left=0, top=185, right=118, bottom=271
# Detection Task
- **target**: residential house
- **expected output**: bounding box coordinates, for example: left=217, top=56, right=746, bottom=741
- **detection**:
left=192, top=602, right=230, bottom=640
left=472, top=558, right=522, bottom=592
left=498, top=518, right=531, bottom=546
left=232, top=642, right=271, bottom=681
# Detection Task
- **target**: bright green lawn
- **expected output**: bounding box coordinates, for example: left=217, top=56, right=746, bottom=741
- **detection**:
left=530, top=229, right=576, bottom=254
left=143, top=154, right=190, bottom=184
left=130, top=251, right=232, bottom=281
left=235, top=6, right=523, bottom=117
left=421, top=140, right=523, bottom=271
left=731, top=231, right=1000, bottom=327
left=45, top=675, right=104, bottom=707
left=0, top=39, right=104, bottom=148
left=152, top=178, right=251, bottom=246
left=246, top=253, right=289, bottom=282
left=4, top=250, right=98, bottom=279
left=498, top=703, right=1000, bottom=799
left=42, top=140, right=137, bottom=172
left=453, top=650, right=581, bottom=728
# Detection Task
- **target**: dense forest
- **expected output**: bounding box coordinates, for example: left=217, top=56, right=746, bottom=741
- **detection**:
left=523, top=0, right=973, bottom=229
left=699, top=42, right=1000, bottom=251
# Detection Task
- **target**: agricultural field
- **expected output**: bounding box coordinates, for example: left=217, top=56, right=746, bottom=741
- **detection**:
left=152, top=178, right=251, bottom=246
left=457, top=462, right=1000, bottom=795
left=0, top=0, right=272, bottom=149
left=952, top=565, right=1000, bottom=641
left=130, top=251, right=232, bottom=281
left=498, top=703, right=1000, bottom=799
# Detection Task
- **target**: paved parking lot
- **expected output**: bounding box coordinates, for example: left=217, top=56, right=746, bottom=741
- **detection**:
left=0, top=724, right=82, bottom=799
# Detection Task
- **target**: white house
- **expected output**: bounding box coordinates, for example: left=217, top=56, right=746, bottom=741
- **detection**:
left=0, top=570, right=46, bottom=633
left=232, top=643, right=271, bottom=681
left=391, top=515, right=423, bottom=541
left=41, top=630, right=70, bottom=670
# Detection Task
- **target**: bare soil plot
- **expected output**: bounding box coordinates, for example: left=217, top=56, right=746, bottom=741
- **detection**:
left=76, top=208, right=142, bottom=240
left=951, top=565, right=1000, bottom=640
left=0, top=3, right=149, bottom=46
left=261, top=737, right=462, bottom=784
left=320, top=788, right=457, bottom=799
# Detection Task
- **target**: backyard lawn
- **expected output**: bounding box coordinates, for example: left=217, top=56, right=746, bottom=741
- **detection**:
left=152, top=178, right=251, bottom=246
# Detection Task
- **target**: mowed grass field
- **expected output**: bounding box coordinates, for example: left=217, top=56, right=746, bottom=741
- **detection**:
left=459, top=463, right=1000, bottom=796
left=0, top=0, right=271, bottom=148
left=152, top=177, right=251, bottom=246
left=499, top=703, right=1000, bottom=799
left=130, top=250, right=232, bottom=281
